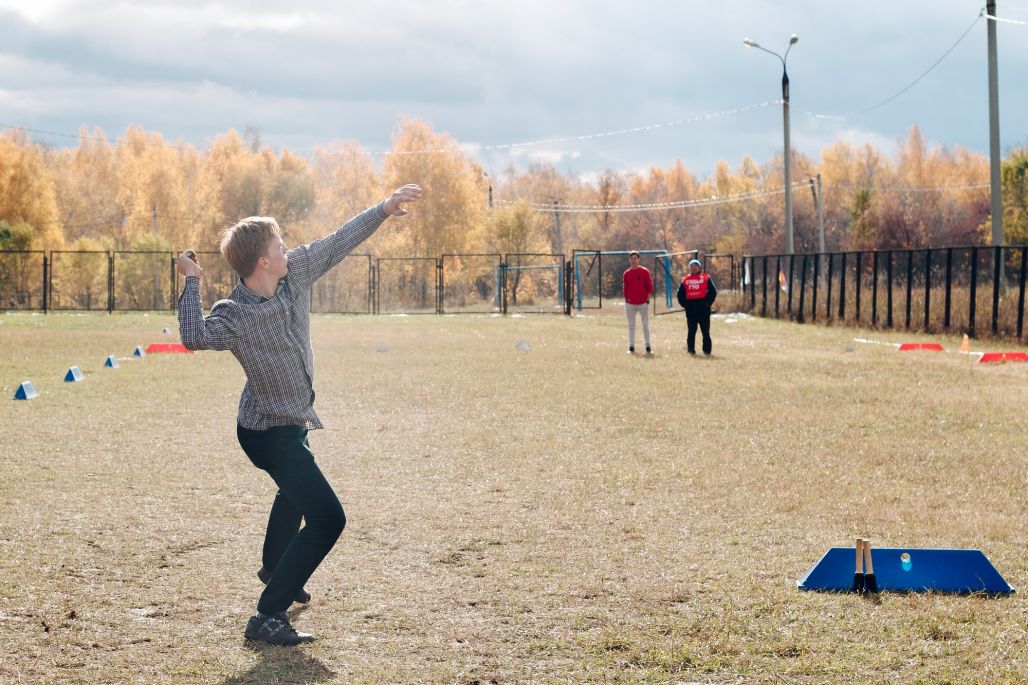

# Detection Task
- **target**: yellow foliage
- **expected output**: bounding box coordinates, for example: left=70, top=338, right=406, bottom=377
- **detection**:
left=0, top=130, right=63, bottom=249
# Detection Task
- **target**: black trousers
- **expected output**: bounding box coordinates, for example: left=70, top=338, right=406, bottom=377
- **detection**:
left=237, top=424, right=346, bottom=615
left=685, top=306, right=712, bottom=354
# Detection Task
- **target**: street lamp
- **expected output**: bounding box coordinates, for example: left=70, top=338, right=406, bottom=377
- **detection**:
left=744, top=33, right=798, bottom=255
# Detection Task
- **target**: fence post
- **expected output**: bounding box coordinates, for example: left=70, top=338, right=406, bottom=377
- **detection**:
left=500, top=262, right=508, bottom=315
left=924, top=248, right=932, bottom=332
left=797, top=255, right=808, bottom=323
left=886, top=251, right=894, bottom=329
left=775, top=256, right=781, bottom=318
left=40, top=254, right=47, bottom=314
left=854, top=252, right=861, bottom=322
left=787, top=255, right=795, bottom=315
left=811, top=252, right=819, bottom=322
left=565, top=261, right=573, bottom=316
left=838, top=253, right=847, bottom=320
left=48, top=250, right=54, bottom=311
left=992, top=245, right=1001, bottom=336
left=749, top=256, right=756, bottom=310
left=905, top=250, right=913, bottom=330
left=1018, top=247, right=1027, bottom=339
left=169, top=254, right=176, bottom=312
left=826, top=253, right=834, bottom=321
left=372, top=262, right=379, bottom=315
left=872, top=252, right=879, bottom=326
left=436, top=259, right=443, bottom=315
left=761, top=256, right=768, bottom=317
left=969, top=247, right=978, bottom=338
left=944, top=248, right=953, bottom=329
left=107, top=251, right=114, bottom=314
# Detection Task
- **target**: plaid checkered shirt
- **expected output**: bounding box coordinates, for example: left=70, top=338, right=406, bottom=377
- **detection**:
left=178, top=203, right=388, bottom=431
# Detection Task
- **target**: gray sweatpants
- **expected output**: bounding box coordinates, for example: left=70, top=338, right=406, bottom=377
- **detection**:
left=625, top=302, right=651, bottom=349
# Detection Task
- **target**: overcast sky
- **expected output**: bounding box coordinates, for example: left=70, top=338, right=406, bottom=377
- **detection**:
left=1, top=1, right=1026, bottom=181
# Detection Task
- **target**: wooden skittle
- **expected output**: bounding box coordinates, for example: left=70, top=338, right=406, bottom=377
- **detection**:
left=853, top=538, right=865, bottom=593
left=863, top=538, right=878, bottom=593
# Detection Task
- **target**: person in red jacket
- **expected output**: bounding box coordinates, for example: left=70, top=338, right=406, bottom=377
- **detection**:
left=676, top=258, right=717, bottom=355
left=622, top=251, right=654, bottom=354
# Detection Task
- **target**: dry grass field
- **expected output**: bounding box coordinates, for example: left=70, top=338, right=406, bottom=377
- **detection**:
left=0, top=309, right=1025, bottom=685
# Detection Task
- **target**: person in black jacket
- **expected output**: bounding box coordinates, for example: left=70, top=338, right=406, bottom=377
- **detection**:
left=676, top=258, right=717, bottom=355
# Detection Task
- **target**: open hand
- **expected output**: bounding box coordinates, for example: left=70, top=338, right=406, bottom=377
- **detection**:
left=383, top=184, right=422, bottom=217
left=177, top=250, right=203, bottom=277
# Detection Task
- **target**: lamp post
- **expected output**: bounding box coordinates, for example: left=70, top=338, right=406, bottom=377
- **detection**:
left=744, top=34, right=798, bottom=255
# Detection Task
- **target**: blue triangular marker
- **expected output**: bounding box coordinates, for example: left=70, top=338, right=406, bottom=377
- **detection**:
left=13, top=381, right=38, bottom=400
left=104, top=355, right=119, bottom=368
left=64, top=366, right=84, bottom=382
left=133, top=345, right=145, bottom=358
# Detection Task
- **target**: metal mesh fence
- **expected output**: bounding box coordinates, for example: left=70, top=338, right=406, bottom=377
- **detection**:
left=441, top=253, right=501, bottom=314
left=114, top=251, right=174, bottom=311
left=0, top=251, right=45, bottom=310
left=503, top=253, right=564, bottom=314
left=312, top=254, right=372, bottom=314
left=376, top=257, right=438, bottom=314
left=49, top=251, right=110, bottom=311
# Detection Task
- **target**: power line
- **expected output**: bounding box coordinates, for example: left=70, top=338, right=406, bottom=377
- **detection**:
left=804, top=11, right=983, bottom=121
left=3, top=101, right=781, bottom=160
left=376, top=101, right=782, bottom=156
left=511, top=183, right=807, bottom=214
left=509, top=180, right=990, bottom=215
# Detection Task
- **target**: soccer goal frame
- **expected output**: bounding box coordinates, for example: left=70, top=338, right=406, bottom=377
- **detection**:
left=572, top=249, right=671, bottom=311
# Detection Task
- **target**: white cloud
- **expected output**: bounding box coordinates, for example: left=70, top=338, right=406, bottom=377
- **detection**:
left=0, top=1, right=1025, bottom=177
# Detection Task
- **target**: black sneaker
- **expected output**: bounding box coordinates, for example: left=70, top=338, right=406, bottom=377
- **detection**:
left=244, top=612, right=314, bottom=646
left=257, top=567, right=311, bottom=605
left=628, top=346, right=635, bottom=354
left=645, top=346, right=652, bottom=355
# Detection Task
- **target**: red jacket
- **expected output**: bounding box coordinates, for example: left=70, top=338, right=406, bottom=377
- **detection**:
left=623, top=266, right=653, bottom=305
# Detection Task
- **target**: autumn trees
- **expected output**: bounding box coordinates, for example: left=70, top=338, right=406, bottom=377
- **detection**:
left=0, top=121, right=1021, bottom=262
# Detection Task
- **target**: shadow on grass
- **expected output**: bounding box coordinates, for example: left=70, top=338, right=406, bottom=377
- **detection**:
left=223, top=644, right=335, bottom=685
left=223, top=607, right=335, bottom=685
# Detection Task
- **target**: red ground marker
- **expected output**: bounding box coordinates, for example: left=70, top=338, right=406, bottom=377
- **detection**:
left=145, top=342, right=193, bottom=354
left=978, top=352, right=1028, bottom=364
left=898, top=343, right=944, bottom=351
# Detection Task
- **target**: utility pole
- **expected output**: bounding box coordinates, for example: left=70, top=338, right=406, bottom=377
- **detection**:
left=551, top=198, right=563, bottom=258
left=744, top=34, right=798, bottom=254
left=152, top=203, right=159, bottom=238
left=783, top=66, right=793, bottom=255
left=986, top=1, right=1004, bottom=283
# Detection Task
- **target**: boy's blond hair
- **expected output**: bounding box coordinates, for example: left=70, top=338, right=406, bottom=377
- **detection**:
left=220, top=217, right=281, bottom=278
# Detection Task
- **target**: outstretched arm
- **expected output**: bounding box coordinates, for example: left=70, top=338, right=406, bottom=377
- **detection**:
left=176, top=251, right=240, bottom=351
left=289, top=184, right=422, bottom=288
